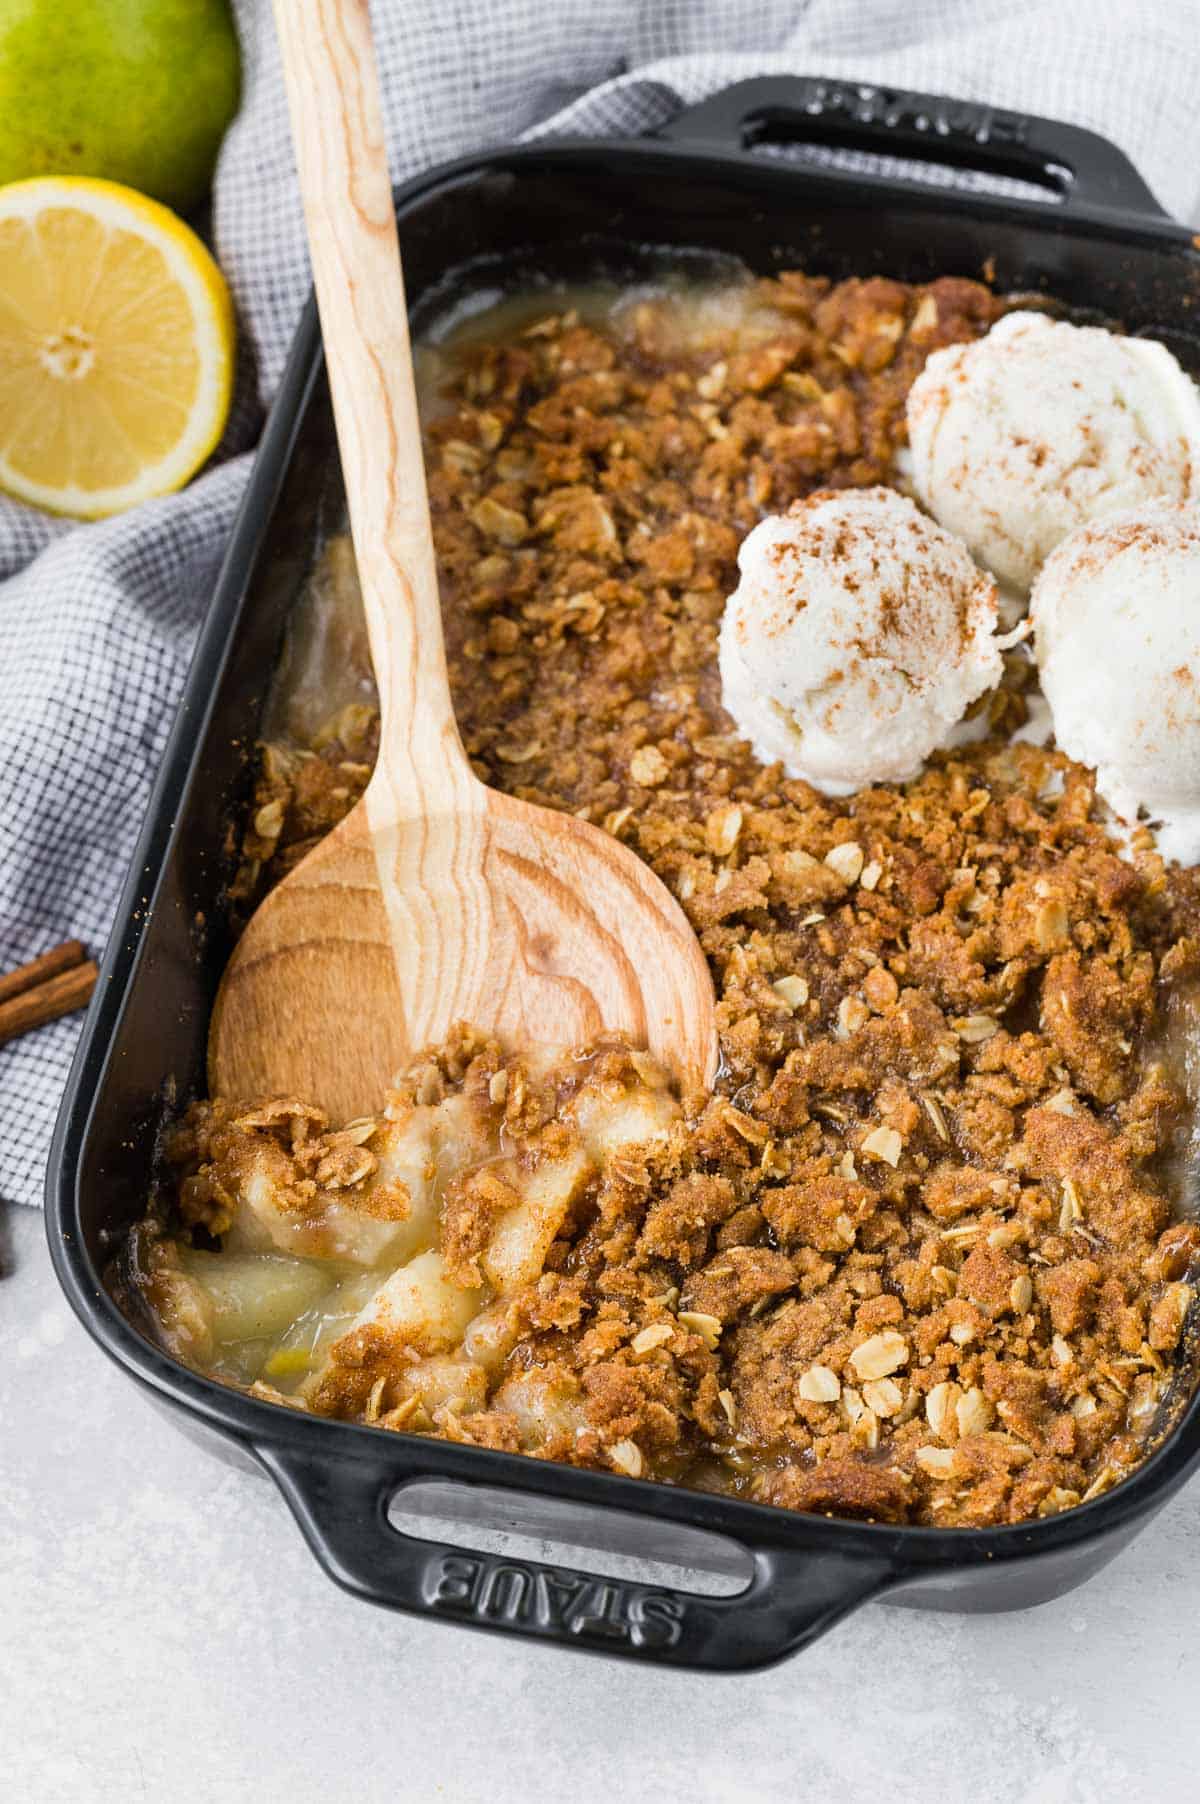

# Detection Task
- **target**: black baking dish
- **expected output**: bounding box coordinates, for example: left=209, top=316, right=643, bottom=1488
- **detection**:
left=47, top=79, right=1200, bottom=1671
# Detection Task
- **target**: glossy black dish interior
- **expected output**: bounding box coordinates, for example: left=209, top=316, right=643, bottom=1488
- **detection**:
left=47, top=80, right=1200, bottom=1671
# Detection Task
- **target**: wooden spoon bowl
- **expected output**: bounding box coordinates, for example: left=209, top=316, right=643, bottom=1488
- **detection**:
left=209, top=0, right=717, bottom=1123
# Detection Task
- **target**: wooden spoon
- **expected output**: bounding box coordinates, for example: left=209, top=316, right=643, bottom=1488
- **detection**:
left=209, top=0, right=718, bottom=1123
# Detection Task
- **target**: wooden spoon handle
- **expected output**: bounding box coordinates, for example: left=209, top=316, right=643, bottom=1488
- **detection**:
left=273, top=0, right=474, bottom=813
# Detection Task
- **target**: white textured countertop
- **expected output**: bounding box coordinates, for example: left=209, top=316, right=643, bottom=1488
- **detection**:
left=4, top=1196, right=1197, bottom=1804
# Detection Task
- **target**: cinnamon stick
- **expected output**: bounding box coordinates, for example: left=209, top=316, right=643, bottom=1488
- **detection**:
left=0, top=939, right=86, bottom=1006
left=0, top=958, right=98, bottom=1047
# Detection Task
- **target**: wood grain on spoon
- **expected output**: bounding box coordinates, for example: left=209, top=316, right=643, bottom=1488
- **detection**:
left=209, top=0, right=718, bottom=1122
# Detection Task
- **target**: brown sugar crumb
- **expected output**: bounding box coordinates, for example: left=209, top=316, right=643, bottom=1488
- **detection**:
left=140, top=268, right=1200, bottom=1530
left=759, top=1457, right=914, bottom=1523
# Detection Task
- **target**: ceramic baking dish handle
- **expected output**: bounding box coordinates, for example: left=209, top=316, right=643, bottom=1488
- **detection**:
left=658, top=76, right=1171, bottom=222
left=257, top=1443, right=897, bottom=1671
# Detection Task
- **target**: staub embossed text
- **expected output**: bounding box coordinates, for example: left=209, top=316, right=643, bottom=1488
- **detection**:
left=425, top=1553, right=686, bottom=1650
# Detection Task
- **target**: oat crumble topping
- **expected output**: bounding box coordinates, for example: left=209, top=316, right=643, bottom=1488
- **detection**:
left=127, top=269, right=1200, bottom=1528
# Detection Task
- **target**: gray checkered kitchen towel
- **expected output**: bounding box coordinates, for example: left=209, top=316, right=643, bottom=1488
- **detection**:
left=4, top=0, right=1200, bottom=1207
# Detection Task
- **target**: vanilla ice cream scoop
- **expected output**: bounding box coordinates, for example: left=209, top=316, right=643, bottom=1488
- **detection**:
left=1031, top=500, right=1200, bottom=864
left=718, top=487, right=1004, bottom=794
left=908, top=312, right=1200, bottom=594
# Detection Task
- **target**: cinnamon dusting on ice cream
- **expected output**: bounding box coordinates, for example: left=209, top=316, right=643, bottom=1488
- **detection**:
left=718, top=487, right=1004, bottom=794
left=908, top=311, right=1200, bottom=593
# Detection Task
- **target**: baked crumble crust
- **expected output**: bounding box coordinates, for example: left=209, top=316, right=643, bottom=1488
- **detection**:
left=136, top=269, right=1200, bottom=1527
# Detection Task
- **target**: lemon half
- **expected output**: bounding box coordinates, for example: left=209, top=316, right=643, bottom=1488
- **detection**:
left=0, top=176, right=235, bottom=518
